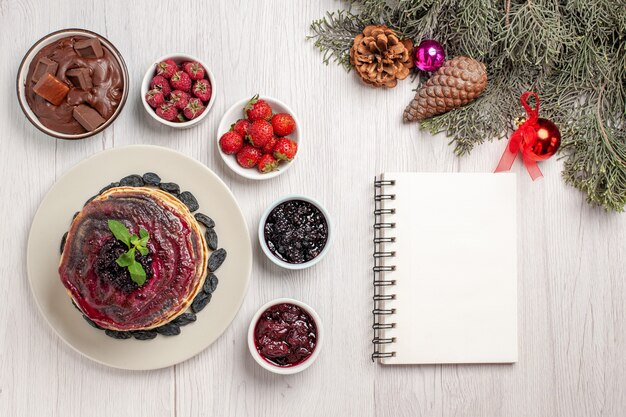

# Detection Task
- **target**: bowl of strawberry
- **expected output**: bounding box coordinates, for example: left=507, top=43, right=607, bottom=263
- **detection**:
left=141, top=53, right=215, bottom=128
left=217, top=95, right=299, bottom=180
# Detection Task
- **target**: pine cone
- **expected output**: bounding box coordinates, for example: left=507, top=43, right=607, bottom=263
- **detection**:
left=403, top=56, right=487, bottom=122
left=350, top=25, right=414, bottom=88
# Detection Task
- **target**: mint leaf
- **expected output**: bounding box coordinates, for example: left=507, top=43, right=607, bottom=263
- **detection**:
left=128, top=262, right=147, bottom=286
left=116, top=247, right=135, bottom=267
left=107, top=220, right=151, bottom=287
left=138, top=229, right=149, bottom=247
left=108, top=220, right=131, bottom=248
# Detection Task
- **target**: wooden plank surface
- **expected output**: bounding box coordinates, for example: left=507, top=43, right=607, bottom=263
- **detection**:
left=0, top=1, right=624, bottom=416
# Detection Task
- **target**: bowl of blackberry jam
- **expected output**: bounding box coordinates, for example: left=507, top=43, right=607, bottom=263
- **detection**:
left=258, top=195, right=332, bottom=270
left=248, top=298, right=323, bottom=374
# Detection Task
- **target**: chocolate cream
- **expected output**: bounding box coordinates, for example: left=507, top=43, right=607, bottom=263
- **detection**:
left=25, top=36, right=124, bottom=135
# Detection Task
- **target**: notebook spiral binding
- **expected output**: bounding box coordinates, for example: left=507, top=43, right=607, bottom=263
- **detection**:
left=372, top=176, right=397, bottom=361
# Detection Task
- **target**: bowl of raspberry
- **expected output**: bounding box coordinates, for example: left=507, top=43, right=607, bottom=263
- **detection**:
left=217, top=94, right=300, bottom=180
left=258, top=195, right=333, bottom=270
left=141, top=53, right=215, bottom=128
left=248, top=298, right=323, bottom=375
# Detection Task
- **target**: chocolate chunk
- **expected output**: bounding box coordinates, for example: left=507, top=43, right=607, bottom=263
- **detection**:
left=32, top=57, right=58, bottom=83
left=66, top=68, right=93, bottom=90
left=73, top=104, right=105, bottom=131
left=74, top=38, right=104, bottom=58
left=32, top=73, right=69, bottom=105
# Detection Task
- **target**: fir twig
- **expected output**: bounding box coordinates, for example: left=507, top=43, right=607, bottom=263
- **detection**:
left=309, top=0, right=626, bottom=211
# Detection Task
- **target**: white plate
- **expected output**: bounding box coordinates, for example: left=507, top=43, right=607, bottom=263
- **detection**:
left=27, top=145, right=252, bottom=370
left=216, top=95, right=301, bottom=180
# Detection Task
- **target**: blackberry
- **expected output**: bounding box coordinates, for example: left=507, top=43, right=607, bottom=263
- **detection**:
left=93, top=239, right=153, bottom=293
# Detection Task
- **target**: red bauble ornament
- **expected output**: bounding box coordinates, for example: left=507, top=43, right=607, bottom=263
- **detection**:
left=495, top=91, right=561, bottom=180
left=521, top=117, right=561, bottom=161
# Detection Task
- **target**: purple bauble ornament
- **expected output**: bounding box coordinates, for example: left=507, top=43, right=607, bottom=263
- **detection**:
left=414, top=39, right=445, bottom=72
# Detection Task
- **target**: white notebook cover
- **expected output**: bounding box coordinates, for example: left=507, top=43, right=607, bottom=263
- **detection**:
left=378, top=173, right=517, bottom=365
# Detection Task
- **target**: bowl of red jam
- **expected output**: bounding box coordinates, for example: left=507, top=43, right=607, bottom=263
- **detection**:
left=258, top=195, right=332, bottom=270
left=248, top=298, right=323, bottom=374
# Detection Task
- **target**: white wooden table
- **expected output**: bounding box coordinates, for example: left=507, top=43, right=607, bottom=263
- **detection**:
left=1, top=1, right=625, bottom=416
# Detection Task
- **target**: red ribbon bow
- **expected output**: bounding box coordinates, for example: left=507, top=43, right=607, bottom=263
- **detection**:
left=495, top=91, right=543, bottom=180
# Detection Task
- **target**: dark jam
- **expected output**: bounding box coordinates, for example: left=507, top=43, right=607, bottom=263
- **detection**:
left=263, top=199, right=328, bottom=264
left=254, top=303, right=317, bottom=367
left=93, top=238, right=153, bottom=293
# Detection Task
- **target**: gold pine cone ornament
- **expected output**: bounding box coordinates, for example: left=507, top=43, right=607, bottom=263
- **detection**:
left=350, top=25, right=414, bottom=88
left=403, top=56, right=487, bottom=122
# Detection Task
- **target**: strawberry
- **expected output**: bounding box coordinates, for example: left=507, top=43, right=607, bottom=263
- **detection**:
left=182, top=61, right=205, bottom=80
left=169, top=90, right=190, bottom=110
left=156, top=103, right=177, bottom=121
left=271, top=113, right=296, bottom=136
left=193, top=79, right=212, bottom=102
left=258, top=154, right=278, bottom=173
left=236, top=145, right=262, bottom=168
left=145, top=88, right=165, bottom=108
left=247, top=119, right=273, bottom=148
left=262, top=136, right=278, bottom=154
left=244, top=94, right=273, bottom=121
left=170, top=70, right=192, bottom=93
left=183, top=98, right=205, bottom=120
left=156, top=59, right=178, bottom=79
left=273, top=137, right=298, bottom=161
left=231, top=119, right=251, bottom=137
left=150, top=75, right=171, bottom=96
left=219, top=131, right=244, bottom=155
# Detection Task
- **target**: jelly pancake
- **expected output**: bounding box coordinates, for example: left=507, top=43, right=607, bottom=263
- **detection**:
left=58, top=186, right=208, bottom=331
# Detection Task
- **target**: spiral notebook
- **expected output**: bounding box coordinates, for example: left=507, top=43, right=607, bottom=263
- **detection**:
left=372, top=173, right=518, bottom=364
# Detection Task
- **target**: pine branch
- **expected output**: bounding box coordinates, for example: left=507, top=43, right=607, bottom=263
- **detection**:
left=308, top=10, right=366, bottom=70
left=309, top=0, right=626, bottom=211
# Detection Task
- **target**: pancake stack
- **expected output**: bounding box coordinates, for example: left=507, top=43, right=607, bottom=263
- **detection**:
left=58, top=186, right=208, bottom=331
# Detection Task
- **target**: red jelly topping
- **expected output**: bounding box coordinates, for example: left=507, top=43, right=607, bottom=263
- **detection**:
left=254, top=303, right=317, bottom=367
left=59, top=189, right=204, bottom=330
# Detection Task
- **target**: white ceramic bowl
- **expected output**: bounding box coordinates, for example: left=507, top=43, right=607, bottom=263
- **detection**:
left=17, top=28, right=129, bottom=140
left=216, top=95, right=301, bottom=180
left=141, top=53, right=216, bottom=129
left=258, top=195, right=333, bottom=270
left=248, top=298, right=323, bottom=375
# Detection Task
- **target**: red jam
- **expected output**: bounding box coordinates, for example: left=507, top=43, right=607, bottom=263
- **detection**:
left=254, top=303, right=317, bottom=367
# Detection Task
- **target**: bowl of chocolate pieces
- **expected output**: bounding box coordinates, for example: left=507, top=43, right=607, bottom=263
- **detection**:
left=17, top=28, right=129, bottom=139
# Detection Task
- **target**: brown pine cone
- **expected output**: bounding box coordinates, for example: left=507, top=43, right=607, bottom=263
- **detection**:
left=350, top=25, right=414, bottom=88
left=403, top=56, right=487, bottom=122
